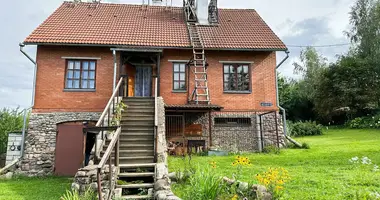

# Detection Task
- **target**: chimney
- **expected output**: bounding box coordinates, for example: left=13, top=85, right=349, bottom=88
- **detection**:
left=196, top=0, right=210, bottom=25
left=195, top=0, right=218, bottom=25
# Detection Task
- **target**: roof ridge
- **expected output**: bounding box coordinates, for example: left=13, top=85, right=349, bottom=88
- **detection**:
left=63, top=1, right=183, bottom=8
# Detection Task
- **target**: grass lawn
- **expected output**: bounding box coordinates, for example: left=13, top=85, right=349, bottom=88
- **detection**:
left=169, top=129, right=380, bottom=200
left=0, top=176, right=72, bottom=200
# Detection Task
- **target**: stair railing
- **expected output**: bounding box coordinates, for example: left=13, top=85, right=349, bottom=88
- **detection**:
left=154, top=77, right=158, bottom=161
left=96, top=126, right=121, bottom=200
left=92, top=77, right=126, bottom=161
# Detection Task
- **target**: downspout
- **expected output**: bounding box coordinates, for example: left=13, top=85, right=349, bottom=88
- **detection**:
left=113, top=50, right=117, bottom=91
left=275, top=50, right=302, bottom=147
left=19, top=43, right=37, bottom=157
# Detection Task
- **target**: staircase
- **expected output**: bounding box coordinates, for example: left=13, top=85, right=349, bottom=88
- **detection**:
left=102, top=97, right=156, bottom=199
left=187, top=23, right=211, bottom=104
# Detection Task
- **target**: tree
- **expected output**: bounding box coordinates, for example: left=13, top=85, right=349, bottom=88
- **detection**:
left=293, top=47, right=328, bottom=100
left=0, top=108, right=25, bottom=154
left=278, top=74, right=315, bottom=121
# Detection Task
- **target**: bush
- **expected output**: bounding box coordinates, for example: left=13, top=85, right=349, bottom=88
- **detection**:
left=183, top=166, right=225, bottom=200
left=346, top=114, right=380, bottom=129
left=289, top=121, right=323, bottom=137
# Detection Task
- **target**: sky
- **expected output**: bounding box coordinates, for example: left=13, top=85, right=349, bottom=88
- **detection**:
left=0, top=0, right=355, bottom=109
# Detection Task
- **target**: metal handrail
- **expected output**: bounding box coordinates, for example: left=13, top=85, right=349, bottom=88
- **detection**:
left=96, top=127, right=121, bottom=200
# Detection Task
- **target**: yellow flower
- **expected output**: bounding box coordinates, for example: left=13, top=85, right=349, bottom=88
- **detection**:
left=231, top=194, right=238, bottom=200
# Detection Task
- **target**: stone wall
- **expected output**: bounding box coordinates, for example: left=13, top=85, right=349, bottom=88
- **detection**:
left=17, top=112, right=100, bottom=175
left=155, top=98, right=181, bottom=200
left=210, top=111, right=285, bottom=152
left=260, top=112, right=286, bottom=148
left=72, top=164, right=117, bottom=200
left=184, top=112, right=210, bottom=147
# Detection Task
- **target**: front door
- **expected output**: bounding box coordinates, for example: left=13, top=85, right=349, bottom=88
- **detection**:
left=135, top=66, right=152, bottom=97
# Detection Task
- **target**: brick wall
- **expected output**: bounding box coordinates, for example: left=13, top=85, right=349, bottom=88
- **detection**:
left=161, top=49, right=278, bottom=111
left=33, top=46, right=277, bottom=112
left=33, top=46, right=117, bottom=113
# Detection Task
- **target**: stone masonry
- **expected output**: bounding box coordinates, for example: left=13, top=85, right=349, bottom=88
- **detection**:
left=17, top=112, right=100, bottom=175
left=155, top=97, right=181, bottom=200
left=72, top=164, right=117, bottom=200
left=211, top=111, right=285, bottom=152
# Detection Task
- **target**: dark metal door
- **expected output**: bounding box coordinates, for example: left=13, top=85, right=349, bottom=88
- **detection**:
left=55, top=122, right=85, bottom=176
left=135, top=66, right=152, bottom=97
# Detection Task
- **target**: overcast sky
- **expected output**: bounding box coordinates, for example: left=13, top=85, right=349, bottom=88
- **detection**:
left=0, top=0, right=354, bottom=109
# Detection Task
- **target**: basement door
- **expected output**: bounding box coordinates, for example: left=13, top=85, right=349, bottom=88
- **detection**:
left=134, top=66, right=152, bottom=97
left=55, top=122, right=85, bottom=176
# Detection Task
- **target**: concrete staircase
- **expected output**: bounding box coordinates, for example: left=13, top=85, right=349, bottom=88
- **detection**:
left=102, top=97, right=156, bottom=200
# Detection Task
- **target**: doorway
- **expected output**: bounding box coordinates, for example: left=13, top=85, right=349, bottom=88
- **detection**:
left=55, top=122, right=85, bottom=176
left=135, top=66, right=152, bottom=97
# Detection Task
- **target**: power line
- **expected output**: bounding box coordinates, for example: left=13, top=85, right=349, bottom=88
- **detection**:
left=286, top=43, right=350, bottom=48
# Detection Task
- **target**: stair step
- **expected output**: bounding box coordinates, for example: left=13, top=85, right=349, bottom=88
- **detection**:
left=117, top=183, right=154, bottom=189
left=122, top=127, right=154, bottom=131
left=120, top=163, right=156, bottom=168
left=127, top=106, right=155, bottom=110
left=121, top=122, right=154, bottom=126
left=121, top=132, right=154, bottom=136
left=119, top=172, right=154, bottom=177
left=121, top=195, right=153, bottom=199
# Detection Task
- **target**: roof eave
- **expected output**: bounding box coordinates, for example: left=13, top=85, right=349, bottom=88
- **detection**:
left=23, top=42, right=288, bottom=52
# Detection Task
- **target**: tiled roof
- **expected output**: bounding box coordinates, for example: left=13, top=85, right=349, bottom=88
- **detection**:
left=24, top=2, right=286, bottom=50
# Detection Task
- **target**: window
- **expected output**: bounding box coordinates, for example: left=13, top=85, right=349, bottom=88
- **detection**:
left=214, top=117, right=252, bottom=127
left=173, top=63, right=186, bottom=91
left=65, top=60, right=96, bottom=90
left=223, top=64, right=250, bottom=92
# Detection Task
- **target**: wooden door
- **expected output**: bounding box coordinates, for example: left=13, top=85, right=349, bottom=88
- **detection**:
left=55, top=122, right=85, bottom=176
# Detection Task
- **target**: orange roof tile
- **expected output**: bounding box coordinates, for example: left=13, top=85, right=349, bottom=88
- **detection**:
left=24, top=2, right=286, bottom=50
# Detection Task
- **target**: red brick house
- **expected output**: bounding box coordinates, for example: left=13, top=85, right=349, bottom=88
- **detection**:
left=19, top=0, right=288, bottom=187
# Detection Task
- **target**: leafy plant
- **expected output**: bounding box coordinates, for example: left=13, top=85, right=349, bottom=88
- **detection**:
left=0, top=107, right=26, bottom=154
left=289, top=121, right=323, bottom=137
left=183, top=165, right=225, bottom=200
left=60, top=188, right=96, bottom=200
left=346, top=114, right=380, bottom=129
left=111, top=101, right=127, bottom=126
left=263, top=145, right=281, bottom=154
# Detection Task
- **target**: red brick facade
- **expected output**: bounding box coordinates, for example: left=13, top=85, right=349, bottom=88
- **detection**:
left=33, top=46, right=277, bottom=113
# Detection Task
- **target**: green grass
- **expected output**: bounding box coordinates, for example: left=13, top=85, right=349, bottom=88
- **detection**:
left=169, top=129, right=380, bottom=200
left=0, top=176, right=72, bottom=200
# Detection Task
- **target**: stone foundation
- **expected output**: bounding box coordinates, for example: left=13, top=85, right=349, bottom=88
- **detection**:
left=17, top=112, right=100, bottom=175
left=72, top=164, right=117, bottom=200
left=211, top=111, right=285, bottom=152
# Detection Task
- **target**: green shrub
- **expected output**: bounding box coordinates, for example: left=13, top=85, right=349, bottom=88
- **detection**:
left=183, top=166, right=225, bottom=200
left=346, top=114, right=380, bottom=129
left=289, top=121, right=323, bottom=137
left=60, top=188, right=96, bottom=200
left=263, top=145, right=281, bottom=154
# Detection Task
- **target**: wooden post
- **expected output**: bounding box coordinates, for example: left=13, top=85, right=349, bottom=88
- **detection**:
left=97, top=168, right=102, bottom=200
left=115, top=138, right=119, bottom=167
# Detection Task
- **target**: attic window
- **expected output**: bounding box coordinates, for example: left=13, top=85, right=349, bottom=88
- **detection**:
left=214, top=117, right=251, bottom=127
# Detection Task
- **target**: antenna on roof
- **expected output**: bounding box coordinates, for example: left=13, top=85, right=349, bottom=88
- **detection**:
left=89, top=0, right=101, bottom=8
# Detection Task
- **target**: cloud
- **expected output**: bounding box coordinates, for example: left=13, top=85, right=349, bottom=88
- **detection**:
left=0, top=0, right=355, bottom=108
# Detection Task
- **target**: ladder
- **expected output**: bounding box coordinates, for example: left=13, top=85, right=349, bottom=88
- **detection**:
left=187, top=22, right=210, bottom=104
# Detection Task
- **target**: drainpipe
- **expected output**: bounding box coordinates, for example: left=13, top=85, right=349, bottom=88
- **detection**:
left=113, top=50, right=117, bottom=92
left=275, top=50, right=302, bottom=147
left=19, top=43, right=37, bottom=156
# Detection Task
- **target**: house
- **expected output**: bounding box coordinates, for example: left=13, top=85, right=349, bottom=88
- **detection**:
left=18, top=0, right=288, bottom=190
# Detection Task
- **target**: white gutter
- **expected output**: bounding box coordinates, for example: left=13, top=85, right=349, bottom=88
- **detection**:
left=19, top=43, right=37, bottom=157
left=275, top=50, right=302, bottom=147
